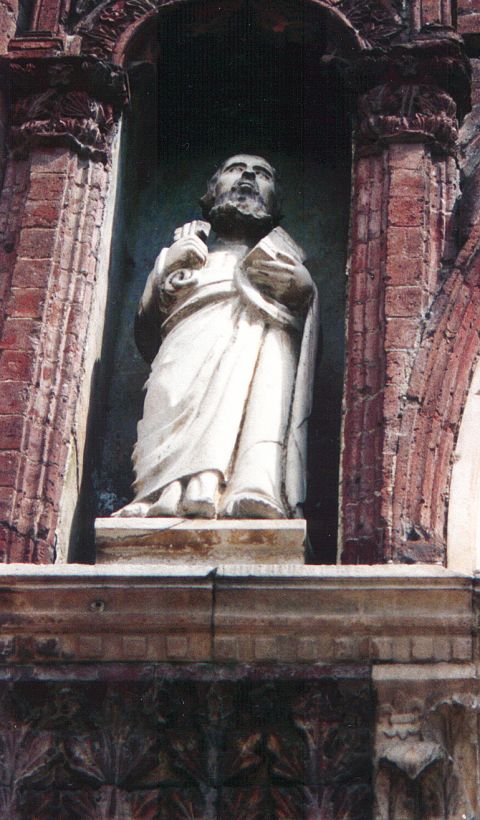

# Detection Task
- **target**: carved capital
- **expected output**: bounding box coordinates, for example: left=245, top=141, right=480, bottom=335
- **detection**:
left=374, top=678, right=478, bottom=819
left=356, top=83, right=458, bottom=155
left=11, top=89, right=115, bottom=160
left=6, top=57, right=129, bottom=161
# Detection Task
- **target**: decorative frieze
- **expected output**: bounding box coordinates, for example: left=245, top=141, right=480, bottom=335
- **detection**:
left=0, top=669, right=374, bottom=818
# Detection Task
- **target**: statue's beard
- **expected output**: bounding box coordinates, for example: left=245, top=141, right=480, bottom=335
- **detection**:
left=208, top=188, right=274, bottom=238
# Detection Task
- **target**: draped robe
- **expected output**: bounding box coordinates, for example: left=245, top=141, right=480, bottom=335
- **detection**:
left=131, top=228, right=318, bottom=517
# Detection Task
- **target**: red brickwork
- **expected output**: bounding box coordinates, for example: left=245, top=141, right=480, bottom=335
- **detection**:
left=0, top=148, right=110, bottom=561
left=341, top=153, right=387, bottom=563
left=411, top=0, right=453, bottom=29
left=341, top=81, right=462, bottom=563
left=458, top=0, right=480, bottom=34
left=390, top=225, right=480, bottom=562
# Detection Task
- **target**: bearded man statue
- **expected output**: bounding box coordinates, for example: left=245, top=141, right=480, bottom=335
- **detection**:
left=115, top=154, right=319, bottom=520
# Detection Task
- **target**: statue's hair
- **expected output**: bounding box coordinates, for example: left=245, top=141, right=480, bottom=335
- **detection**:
left=199, top=155, right=283, bottom=224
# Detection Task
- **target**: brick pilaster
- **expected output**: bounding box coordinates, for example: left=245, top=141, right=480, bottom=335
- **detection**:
left=340, top=83, right=461, bottom=563
left=0, top=147, right=112, bottom=561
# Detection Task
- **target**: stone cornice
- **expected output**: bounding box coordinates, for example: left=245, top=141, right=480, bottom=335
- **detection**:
left=0, top=564, right=473, bottom=665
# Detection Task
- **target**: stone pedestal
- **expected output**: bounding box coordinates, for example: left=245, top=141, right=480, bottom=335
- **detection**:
left=94, top=517, right=306, bottom=564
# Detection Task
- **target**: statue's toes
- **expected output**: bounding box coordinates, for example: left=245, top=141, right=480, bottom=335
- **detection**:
left=111, top=501, right=150, bottom=518
left=148, top=481, right=182, bottom=516
left=180, top=471, right=219, bottom=518
left=220, top=492, right=286, bottom=519
left=180, top=497, right=216, bottom=519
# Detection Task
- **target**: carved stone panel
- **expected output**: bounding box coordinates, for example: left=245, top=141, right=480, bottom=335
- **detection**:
left=0, top=671, right=374, bottom=818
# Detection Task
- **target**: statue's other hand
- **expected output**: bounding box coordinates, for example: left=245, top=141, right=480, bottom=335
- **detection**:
left=164, top=234, right=208, bottom=274
left=247, top=259, right=313, bottom=311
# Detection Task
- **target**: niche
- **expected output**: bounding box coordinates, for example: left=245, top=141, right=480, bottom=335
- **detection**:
left=75, top=1, right=352, bottom=563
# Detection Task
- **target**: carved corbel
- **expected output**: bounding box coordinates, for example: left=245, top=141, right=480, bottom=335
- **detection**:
left=356, top=83, right=459, bottom=156
left=375, top=694, right=477, bottom=819
left=6, top=58, right=129, bottom=162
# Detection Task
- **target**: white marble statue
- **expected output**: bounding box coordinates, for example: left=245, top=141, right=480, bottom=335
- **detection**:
left=115, top=155, right=318, bottom=519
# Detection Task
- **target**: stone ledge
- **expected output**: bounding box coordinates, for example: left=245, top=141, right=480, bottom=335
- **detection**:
left=0, top=562, right=469, bottom=578
left=0, top=563, right=474, bottom=666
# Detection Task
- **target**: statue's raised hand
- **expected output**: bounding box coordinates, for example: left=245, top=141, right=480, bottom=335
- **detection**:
left=164, top=221, right=210, bottom=274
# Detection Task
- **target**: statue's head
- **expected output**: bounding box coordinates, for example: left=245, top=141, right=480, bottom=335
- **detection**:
left=200, top=154, right=282, bottom=238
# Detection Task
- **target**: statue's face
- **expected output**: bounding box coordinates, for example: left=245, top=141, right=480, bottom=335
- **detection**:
left=214, top=154, right=276, bottom=215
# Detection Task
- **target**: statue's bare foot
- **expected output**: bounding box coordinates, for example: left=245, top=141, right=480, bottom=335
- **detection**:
left=112, top=501, right=150, bottom=518
left=221, top=492, right=286, bottom=519
left=148, top=481, right=182, bottom=516
left=181, top=471, right=219, bottom=518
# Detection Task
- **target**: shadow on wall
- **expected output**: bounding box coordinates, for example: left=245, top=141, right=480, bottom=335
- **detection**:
left=73, top=5, right=351, bottom=563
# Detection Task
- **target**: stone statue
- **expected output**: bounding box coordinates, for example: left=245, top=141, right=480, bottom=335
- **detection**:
left=115, top=155, right=318, bottom=520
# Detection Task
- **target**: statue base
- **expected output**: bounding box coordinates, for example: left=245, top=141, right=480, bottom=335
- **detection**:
left=95, top=517, right=306, bottom=565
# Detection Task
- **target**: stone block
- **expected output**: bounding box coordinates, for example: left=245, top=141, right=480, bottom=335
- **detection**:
left=166, top=635, right=189, bottom=659
left=12, top=257, right=52, bottom=288
left=452, top=637, right=472, bottom=661
left=122, top=636, right=147, bottom=659
left=0, top=317, right=41, bottom=350
left=388, top=196, right=424, bottom=228
left=0, top=381, right=29, bottom=415
left=8, top=287, right=45, bottom=320
left=0, top=452, right=20, bottom=487
left=392, top=638, right=412, bottom=662
left=0, top=415, right=24, bottom=450
left=77, top=635, right=104, bottom=658
left=385, top=317, right=419, bottom=349
left=254, top=637, right=278, bottom=660
left=0, top=350, right=34, bottom=381
left=458, top=10, right=480, bottom=32
left=95, top=518, right=306, bottom=565
left=17, top=228, right=56, bottom=259
left=411, top=636, right=434, bottom=661
left=384, top=285, right=424, bottom=318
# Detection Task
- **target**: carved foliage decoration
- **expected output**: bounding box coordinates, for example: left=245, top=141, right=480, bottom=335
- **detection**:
left=12, top=89, right=113, bottom=158
left=375, top=695, right=478, bottom=819
left=74, top=0, right=407, bottom=62
left=0, top=677, right=373, bottom=818
left=335, top=0, right=406, bottom=46
left=357, top=83, right=458, bottom=154
left=8, top=58, right=129, bottom=161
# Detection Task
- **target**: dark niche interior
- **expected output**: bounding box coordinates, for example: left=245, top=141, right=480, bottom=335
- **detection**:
left=72, top=2, right=351, bottom=563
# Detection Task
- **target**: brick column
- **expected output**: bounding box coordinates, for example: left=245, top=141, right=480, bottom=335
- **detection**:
left=340, top=83, right=460, bottom=563
left=0, top=57, right=127, bottom=562
left=0, top=148, right=113, bottom=561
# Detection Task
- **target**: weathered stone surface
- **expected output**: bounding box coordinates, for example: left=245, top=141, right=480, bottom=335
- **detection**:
left=0, top=563, right=213, bottom=662
left=214, top=564, right=472, bottom=664
left=95, top=517, right=306, bottom=564
left=0, top=564, right=471, bottom=665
